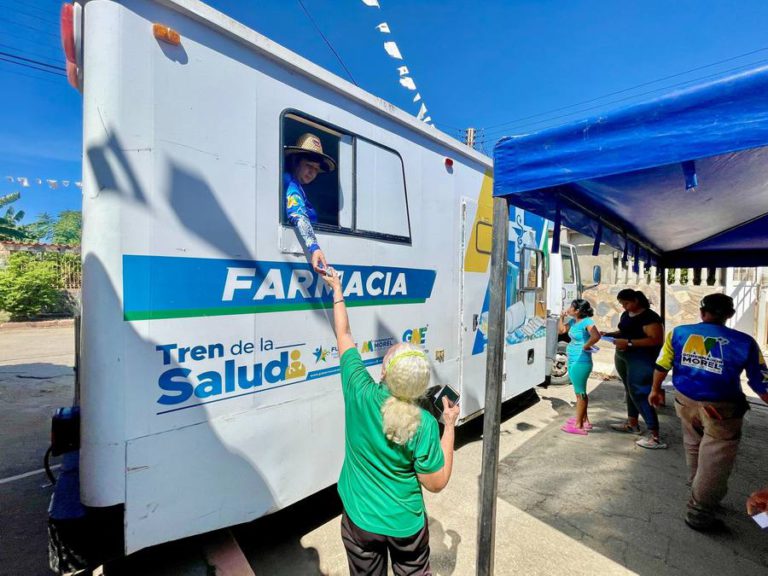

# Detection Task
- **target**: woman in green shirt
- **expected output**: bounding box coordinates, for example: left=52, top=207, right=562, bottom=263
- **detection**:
left=321, top=268, right=459, bottom=576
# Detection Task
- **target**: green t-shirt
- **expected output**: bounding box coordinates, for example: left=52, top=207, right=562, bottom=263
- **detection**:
left=337, top=348, right=444, bottom=537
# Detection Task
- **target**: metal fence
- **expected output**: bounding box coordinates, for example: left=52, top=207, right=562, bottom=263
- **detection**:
left=0, top=243, right=81, bottom=289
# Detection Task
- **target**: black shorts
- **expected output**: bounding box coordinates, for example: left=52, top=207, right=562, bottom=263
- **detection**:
left=340, top=510, right=431, bottom=576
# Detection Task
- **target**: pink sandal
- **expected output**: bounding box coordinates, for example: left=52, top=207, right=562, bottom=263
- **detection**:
left=567, top=417, right=593, bottom=430
left=560, top=422, right=588, bottom=435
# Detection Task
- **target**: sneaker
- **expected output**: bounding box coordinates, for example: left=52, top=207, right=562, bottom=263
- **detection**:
left=560, top=422, right=588, bottom=435
left=609, top=422, right=642, bottom=434
left=567, top=417, right=593, bottom=430
left=635, top=435, right=668, bottom=449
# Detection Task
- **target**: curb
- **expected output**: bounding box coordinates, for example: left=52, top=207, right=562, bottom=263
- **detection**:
left=0, top=319, right=75, bottom=330
left=593, top=362, right=617, bottom=379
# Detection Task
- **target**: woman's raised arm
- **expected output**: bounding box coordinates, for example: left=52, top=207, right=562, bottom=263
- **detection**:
left=321, top=268, right=355, bottom=356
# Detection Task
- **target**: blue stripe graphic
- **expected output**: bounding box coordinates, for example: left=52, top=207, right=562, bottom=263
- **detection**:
left=123, top=255, right=436, bottom=320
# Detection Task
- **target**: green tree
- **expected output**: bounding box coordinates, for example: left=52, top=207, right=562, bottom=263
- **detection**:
left=52, top=210, right=82, bottom=245
left=25, top=212, right=55, bottom=243
left=0, top=252, right=62, bottom=320
left=0, top=192, right=29, bottom=241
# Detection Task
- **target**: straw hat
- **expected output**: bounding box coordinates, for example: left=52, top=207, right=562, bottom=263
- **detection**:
left=284, top=133, right=336, bottom=172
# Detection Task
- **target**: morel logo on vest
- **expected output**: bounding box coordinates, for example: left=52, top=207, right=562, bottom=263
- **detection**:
left=681, top=334, right=728, bottom=375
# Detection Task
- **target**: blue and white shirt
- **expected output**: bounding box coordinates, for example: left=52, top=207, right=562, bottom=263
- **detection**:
left=284, top=172, right=320, bottom=253
left=655, top=322, right=768, bottom=402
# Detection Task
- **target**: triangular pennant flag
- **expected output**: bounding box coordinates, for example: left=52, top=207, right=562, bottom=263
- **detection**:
left=47, top=179, right=58, bottom=189
left=5, top=176, right=13, bottom=182
left=376, top=22, right=390, bottom=33
left=36, top=178, right=42, bottom=185
left=75, top=181, right=83, bottom=189
left=383, top=41, right=403, bottom=60
left=361, top=0, right=380, bottom=7
left=423, top=116, right=432, bottom=123
left=17, top=177, right=29, bottom=187
left=413, top=93, right=421, bottom=103
left=398, top=66, right=409, bottom=76
left=417, top=103, right=428, bottom=121
left=62, top=181, right=70, bottom=187
left=399, top=77, right=416, bottom=90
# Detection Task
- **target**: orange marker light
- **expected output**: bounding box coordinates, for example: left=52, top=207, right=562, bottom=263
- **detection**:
left=153, top=23, right=181, bottom=46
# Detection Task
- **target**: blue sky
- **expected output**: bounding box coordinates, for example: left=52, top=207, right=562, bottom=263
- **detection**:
left=3, top=0, right=768, bottom=224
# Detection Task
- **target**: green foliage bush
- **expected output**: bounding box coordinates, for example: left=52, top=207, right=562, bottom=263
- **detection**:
left=0, top=253, right=63, bottom=320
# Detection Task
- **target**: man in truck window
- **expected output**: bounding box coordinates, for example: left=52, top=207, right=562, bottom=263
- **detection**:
left=284, top=133, right=336, bottom=273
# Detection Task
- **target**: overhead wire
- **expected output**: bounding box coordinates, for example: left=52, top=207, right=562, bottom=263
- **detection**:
left=0, top=55, right=66, bottom=77
left=482, top=44, right=768, bottom=132
left=0, top=15, right=61, bottom=40
left=296, top=0, right=358, bottom=86
left=0, top=50, right=65, bottom=72
left=0, top=0, right=59, bottom=21
left=0, top=3, right=59, bottom=27
left=481, top=56, right=768, bottom=139
left=0, top=42, right=63, bottom=66
left=0, top=22, right=63, bottom=53
left=0, top=63, right=65, bottom=86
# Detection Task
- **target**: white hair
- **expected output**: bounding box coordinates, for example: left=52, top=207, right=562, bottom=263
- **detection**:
left=381, top=343, right=431, bottom=445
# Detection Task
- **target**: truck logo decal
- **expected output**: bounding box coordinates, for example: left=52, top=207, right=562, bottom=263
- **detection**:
left=154, top=346, right=385, bottom=414
left=123, top=255, right=436, bottom=321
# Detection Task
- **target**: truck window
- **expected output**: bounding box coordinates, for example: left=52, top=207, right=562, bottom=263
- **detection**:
left=561, top=253, right=575, bottom=284
left=280, top=112, right=410, bottom=243
left=521, top=248, right=543, bottom=290
left=355, top=139, right=410, bottom=240
left=282, top=114, right=341, bottom=227
left=520, top=247, right=546, bottom=318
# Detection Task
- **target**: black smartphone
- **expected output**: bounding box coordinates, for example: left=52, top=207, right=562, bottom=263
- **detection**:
left=433, top=385, right=460, bottom=411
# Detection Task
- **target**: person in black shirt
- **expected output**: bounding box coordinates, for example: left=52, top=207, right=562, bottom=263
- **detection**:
left=602, top=289, right=667, bottom=449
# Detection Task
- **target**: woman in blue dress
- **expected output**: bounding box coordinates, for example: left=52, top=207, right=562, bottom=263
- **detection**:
left=558, top=299, right=601, bottom=435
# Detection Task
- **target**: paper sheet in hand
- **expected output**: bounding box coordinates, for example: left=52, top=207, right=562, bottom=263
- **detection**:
left=752, top=512, right=768, bottom=529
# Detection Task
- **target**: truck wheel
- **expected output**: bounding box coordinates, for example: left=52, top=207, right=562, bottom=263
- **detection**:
left=549, top=342, right=570, bottom=386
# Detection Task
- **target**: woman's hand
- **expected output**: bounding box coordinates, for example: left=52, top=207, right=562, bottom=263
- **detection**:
left=311, top=249, right=328, bottom=274
left=442, top=397, right=460, bottom=427
left=747, top=487, right=768, bottom=515
left=319, top=266, right=342, bottom=292
left=614, top=338, right=629, bottom=351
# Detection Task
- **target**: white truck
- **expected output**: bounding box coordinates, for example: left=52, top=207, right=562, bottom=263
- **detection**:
left=49, top=0, right=577, bottom=569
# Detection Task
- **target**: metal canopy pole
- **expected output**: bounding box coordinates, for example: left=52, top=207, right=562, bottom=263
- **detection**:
left=476, top=196, right=509, bottom=576
left=659, top=266, right=667, bottom=324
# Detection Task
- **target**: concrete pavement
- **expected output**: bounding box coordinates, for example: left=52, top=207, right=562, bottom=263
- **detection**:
left=240, top=378, right=768, bottom=575
left=0, top=326, right=75, bottom=576
left=2, top=325, right=767, bottom=575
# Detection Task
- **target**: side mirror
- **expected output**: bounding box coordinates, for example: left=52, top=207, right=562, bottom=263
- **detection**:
left=592, top=265, right=602, bottom=285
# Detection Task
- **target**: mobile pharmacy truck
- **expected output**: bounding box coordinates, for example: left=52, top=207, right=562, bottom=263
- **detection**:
left=50, top=0, right=574, bottom=567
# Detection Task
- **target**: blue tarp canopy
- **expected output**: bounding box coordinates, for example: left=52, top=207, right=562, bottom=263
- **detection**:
left=493, top=65, right=768, bottom=268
